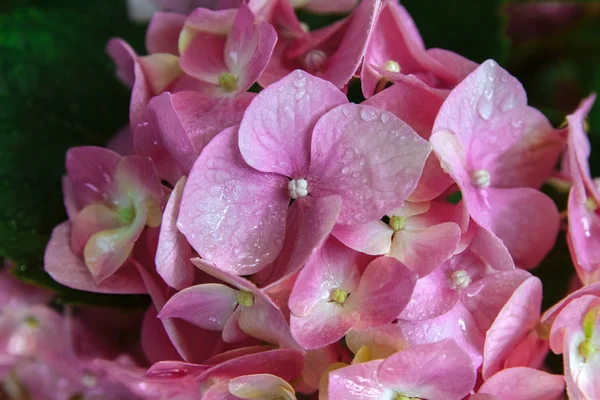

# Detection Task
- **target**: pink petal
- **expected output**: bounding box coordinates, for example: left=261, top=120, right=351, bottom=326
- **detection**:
left=138, top=53, right=184, bottom=95
left=116, top=155, right=164, bottom=207
left=65, top=146, right=121, bottom=209
left=332, top=220, right=393, bottom=256
left=158, top=283, right=238, bottom=331
left=482, top=276, right=543, bottom=379
left=426, top=48, right=478, bottom=82
left=228, top=374, right=295, bottom=399
left=62, top=176, right=79, bottom=220
left=70, top=203, right=123, bottom=256
left=541, top=281, right=600, bottom=333
left=156, top=177, right=195, bottom=290
left=363, top=74, right=447, bottom=139
left=328, top=360, right=385, bottom=400
left=345, top=325, right=407, bottom=360
left=258, top=194, right=342, bottom=287
left=389, top=222, right=461, bottom=277
left=204, top=380, right=240, bottom=400
left=378, top=339, right=476, bottom=400
left=225, top=3, right=277, bottom=92
left=468, top=221, right=516, bottom=271
left=290, top=301, right=360, bottom=349
left=288, top=238, right=361, bottom=317
left=190, top=258, right=261, bottom=294
left=478, top=367, right=565, bottom=400
left=237, top=295, right=300, bottom=350
left=568, top=184, right=600, bottom=285
left=407, top=154, right=455, bottom=202
left=222, top=307, right=247, bottom=343
left=44, top=222, right=146, bottom=294
left=462, top=269, right=532, bottom=333
left=239, top=70, right=347, bottom=177
left=178, top=126, right=289, bottom=275
left=548, top=295, right=599, bottom=355
left=180, top=7, right=236, bottom=53
left=348, top=257, right=417, bottom=328
left=146, top=12, right=186, bottom=55
left=142, top=305, right=185, bottom=363
left=397, top=302, right=485, bottom=368
left=308, top=103, right=431, bottom=225
left=106, top=38, right=137, bottom=87
left=106, top=125, right=134, bottom=156
left=180, top=32, right=228, bottom=85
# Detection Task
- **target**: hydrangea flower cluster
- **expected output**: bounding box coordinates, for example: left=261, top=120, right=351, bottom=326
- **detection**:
left=2, top=0, right=599, bottom=398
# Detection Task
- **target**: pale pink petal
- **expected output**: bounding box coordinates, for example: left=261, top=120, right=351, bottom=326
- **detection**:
left=44, top=222, right=146, bottom=294
left=65, top=146, right=121, bottom=209
left=328, top=360, right=385, bottom=400
left=332, top=220, right=393, bottom=255
left=156, top=177, right=194, bottom=290
left=106, top=38, right=137, bottom=87
left=548, top=295, right=599, bottom=355
left=397, top=302, right=485, bottom=368
left=348, top=257, right=417, bottom=328
left=291, top=301, right=360, bottom=349
left=190, top=258, right=259, bottom=294
left=116, top=155, right=164, bottom=206
left=0, top=270, right=53, bottom=307
left=259, top=195, right=342, bottom=287
left=478, top=367, right=565, bottom=400
left=178, top=126, right=289, bottom=275
left=288, top=238, right=361, bottom=317
left=308, top=103, right=431, bottom=225
left=142, top=306, right=184, bottom=363
left=345, top=325, right=407, bottom=360
left=138, top=53, right=184, bottom=95
left=462, top=270, right=532, bottom=333
left=541, top=281, right=600, bottom=331
left=468, top=221, right=516, bottom=271
left=239, top=70, right=347, bottom=177
left=204, top=380, right=240, bottom=400
left=378, top=339, right=476, bottom=400
left=482, top=277, right=543, bottom=379
left=106, top=125, right=134, bottom=156
left=179, top=31, right=228, bottom=86
left=225, top=3, right=277, bottom=91
left=426, top=48, right=478, bottom=82
left=70, top=203, right=123, bottom=256
left=568, top=184, right=600, bottom=285
left=158, top=283, right=238, bottom=331
left=222, top=307, right=247, bottom=343
left=62, top=176, right=79, bottom=220
left=228, top=374, right=295, bottom=399
left=389, top=222, right=461, bottom=277
left=237, top=295, right=300, bottom=350
left=146, top=12, right=186, bottom=55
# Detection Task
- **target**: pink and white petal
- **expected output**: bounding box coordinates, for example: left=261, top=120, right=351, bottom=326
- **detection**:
left=179, top=32, right=228, bottom=84
left=467, top=187, right=559, bottom=269
left=158, top=283, right=238, bottom=331
left=44, top=222, right=146, bottom=293
left=548, top=295, right=600, bottom=355
left=106, top=38, right=137, bottom=87
left=332, top=220, right=392, bottom=256
left=568, top=186, right=600, bottom=285
left=363, top=74, right=447, bottom=139
left=542, top=281, right=600, bottom=333
left=408, top=153, right=456, bottom=203
left=239, top=70, right=347, bottom=177
left=468, top=222, right=515, bottom=271
left=462, top=269, right=532, bottom=333
left=378, top=339, right=477, bottom=400
left=348, top=257, right=417, bottom=328
left=259, top=194, right=342, bottom=287
left=478, top=367, right=565, bottom=400
left=225, top=3, right=277, bottom=92
left=328, top=360, right=385, bottom=400
left=178, top=126, right=289, bottom=275
left=308, top=103, right=431, bottom=225
left=397, top=302, right=485, bottom=368
left=65, top=146, right=121, bottom=209
left=83, top=204, right=146, bottom=282
left=191, top=258, right=260, bottom=295
left=389, top=223, right=461, bottom=277
left=288, top=238, right=361, bottom=317
left=156, top=177, right=195, bottom=290
left=146, top=12, right=186, bottom=55
left=228, top=374, right=295, bottom=399
left=138, top=53, right=184, bottom=95
left=432, top=60, right=532, bottom=164
left=70, top=203, right=123, bottom=256
left=345, top=325, right=407, bottom=360
left=117, top=155, right=164, bottom=207
left=290, top=302, right=359, bottom=349
left=237, top=296, right=300, bottom=350
left=321, top=0, right=380, bottom=89
left=482, top=277, right=543, bottom=379
left=426, top=48, right=478, bottom=83
left=179, top=7, right=236, bottom=54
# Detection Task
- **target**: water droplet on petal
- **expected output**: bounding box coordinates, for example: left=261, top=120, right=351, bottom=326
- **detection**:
left=477, top=99, right=493, bottom=120
left=341, top=167, right=349, bottom=174
left=511, top=119, right=523, bottom=128
left=341, top=106, right=351, bottom=117
left=360, top=108, right=377, bottom=122
left=500, top=94, right=517, bottom=112
left=381, top=112, right=391, bottom=123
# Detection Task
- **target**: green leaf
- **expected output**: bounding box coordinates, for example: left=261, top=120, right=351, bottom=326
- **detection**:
left=402, top=0, right=509, bottom=63
left=0, top=0, right=149, bottom=307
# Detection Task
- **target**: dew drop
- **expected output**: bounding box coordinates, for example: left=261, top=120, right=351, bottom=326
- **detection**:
left=381, top=112, right=391, bottom=123
left=500, top=94, right=517, bottom=112
left=477, top=99, right=493, bottom=120
left=484, top=88, right=493, bottom=100
left=360, top=108, right=377, bottom=122
left=341, top=106, right=351, bottom=117
left=341, top=167, right=349, bottom=174
left=511, top=119, right=523, bottom=128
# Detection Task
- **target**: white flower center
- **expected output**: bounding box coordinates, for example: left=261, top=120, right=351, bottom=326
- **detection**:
left=383, top=60, right=401, bottom=73
left=288, top=179, right=308, bottom=199
left=450, top=270, right=471, bottom=290
left=470, top=169, right=491, bottom=188
left=303, top=50, right=327, bottom=72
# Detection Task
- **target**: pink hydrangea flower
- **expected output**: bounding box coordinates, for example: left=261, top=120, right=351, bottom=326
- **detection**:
left=328, top=339, right=476, bottom=400
left=361, top=0, right=477, bottom=98
left=158, top=258, right=300, bottom=349
left=470, top=367, right=565, bottom=400
left=288, top=238, right=417, bottom=349
left=177, top=70, right=431, bottom=275
left=45, top=147, right=164, bottom=293
left=430, top=60, right=565, bottom=269
left=564, top=95, right=600, bottom=285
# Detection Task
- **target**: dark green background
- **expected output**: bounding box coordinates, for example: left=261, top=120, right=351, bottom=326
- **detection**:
left=0, top=0, right=598, bottom=312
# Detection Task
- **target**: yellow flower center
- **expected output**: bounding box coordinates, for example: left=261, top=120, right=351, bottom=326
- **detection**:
left=237, top=291, right=254, bottom=307
left=389, top=215, right=406, bottom=232
left=331, top=289, right=348, bottom=304
left=218, top=72, right=238, bottom=93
